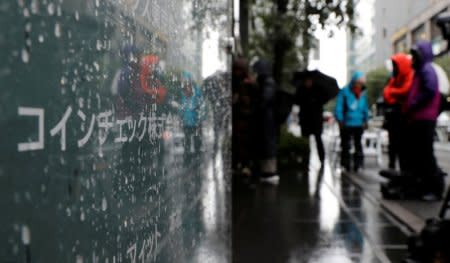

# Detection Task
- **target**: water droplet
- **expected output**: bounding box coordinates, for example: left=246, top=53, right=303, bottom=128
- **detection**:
left=75, top=11, right=79, bottom=21
left=124, top=220, right=127, bottom=227
left=101, top=197, right=107, bottom=211
left=31, top=0, right=38, bottom=14
left=95, top=0, right=100, bottom=7
left=76, top=255, right=84, bottom=263
left=41, top=184, right=46, bottom=192
left=23, top=8, right=30, bottom=17
left=56, top=5, right=62, bottom=16
left=93, top=61, right=100, bottom=71
left=80, top=211, right=85, bottom=221
left=47, top=3, right=55, bottom=15
left=21, top=225, right=31, bottom=245
left=18, top=0, right=25, bottom=8
left=25, top=22, right=32, bottom=33
left=78, top=97, right=84, bottom=108
left=96, top=40, right=102, bottom=51
left=21, top=48, right=29, bottom=63
left=60, top=76, right=67, bottom=85
left=38, top=35, right=44, bottom=43
left=54, top=23, right=61, bottom=38
left=66, top=207, right=71, bottom=216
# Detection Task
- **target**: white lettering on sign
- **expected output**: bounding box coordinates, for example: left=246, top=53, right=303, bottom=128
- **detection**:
left=97, top=110, right=114, bottom=145
left=126, top=224, right=161, bottom=263
left=137, top=113, right=147, bottom=142
left=50, top=106, right=73, bottom=151
left=115, top=118, right=129, bottom=143
left=17, top=107, right=45, bottom=152
left=127, top=243, right=137, bottom=263
left=18, top=106, right=172, bottom=152
left=78, top=113, right=96, bottom=148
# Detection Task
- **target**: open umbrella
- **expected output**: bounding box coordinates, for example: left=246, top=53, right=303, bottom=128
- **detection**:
left=292, top=69, right=339, bottom=104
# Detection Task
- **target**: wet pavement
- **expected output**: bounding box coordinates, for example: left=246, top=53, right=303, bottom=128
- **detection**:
left=233, top=148, right=410, bottom=263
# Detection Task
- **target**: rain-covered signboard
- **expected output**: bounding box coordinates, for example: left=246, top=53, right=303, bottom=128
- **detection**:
left=0, top=0, right=231, bottom=262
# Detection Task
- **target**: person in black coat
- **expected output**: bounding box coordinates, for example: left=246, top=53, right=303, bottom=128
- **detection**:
left=295, top=74, right=326, bottom=164
left=252, top=59, right=279, bottom=184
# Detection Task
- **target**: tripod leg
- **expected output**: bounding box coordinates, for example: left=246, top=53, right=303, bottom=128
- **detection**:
left=439, top=186, right=450, bottom=219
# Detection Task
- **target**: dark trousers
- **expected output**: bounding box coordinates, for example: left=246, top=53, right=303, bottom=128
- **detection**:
left=387, top=122, right=402, bottom=169
left=340, top=126, right=364, bottom=171
left=312, top=132, right=325, bottom=163
left=405, top=120, right=443, bottom=194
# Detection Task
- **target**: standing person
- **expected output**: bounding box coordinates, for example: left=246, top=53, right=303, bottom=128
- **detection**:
left=295, top=74, right=326, bottom=164
left=405, top=41, right=443, bottom=200
left=334, top=71, right=369, bottom=172
left=232, top=57, right=257, bottom=176
left=252, top=59, right=279, bottom=184
left=383, top=53, right=414, bottom=170
left=180, top=71, right=203, bottom=162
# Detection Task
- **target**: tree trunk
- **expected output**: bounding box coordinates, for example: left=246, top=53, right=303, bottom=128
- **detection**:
left=240, top=0, right=249, bottom=57
left=273, top=0, right=288, bottom=84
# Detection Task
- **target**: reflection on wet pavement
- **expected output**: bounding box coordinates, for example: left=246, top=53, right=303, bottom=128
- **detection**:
left=233, top=155, right=409, bottom=263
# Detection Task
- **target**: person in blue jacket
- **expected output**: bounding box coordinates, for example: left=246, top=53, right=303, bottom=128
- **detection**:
left=180, top=71, right=204, bottom=160
left=334, top=71, right=369, bottom=172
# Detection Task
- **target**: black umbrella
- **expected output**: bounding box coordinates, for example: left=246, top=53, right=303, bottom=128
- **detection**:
left=292, top=69, right=339, bottom=104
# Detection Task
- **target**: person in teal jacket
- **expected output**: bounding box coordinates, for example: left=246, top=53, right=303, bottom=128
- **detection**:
left=180, top=71, right=204, bottom=160
left=334, top=71, right=369, bottom=172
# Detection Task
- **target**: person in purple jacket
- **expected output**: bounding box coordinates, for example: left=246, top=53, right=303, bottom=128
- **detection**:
left=404, top=41, right=444, bottom=201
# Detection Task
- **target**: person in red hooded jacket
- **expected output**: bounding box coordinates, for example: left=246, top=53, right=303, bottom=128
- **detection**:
left=382, top=53, right=414, bottom=170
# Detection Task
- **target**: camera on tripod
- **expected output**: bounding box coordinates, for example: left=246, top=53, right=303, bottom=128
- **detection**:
left=437, top=12, right=450, bottom=50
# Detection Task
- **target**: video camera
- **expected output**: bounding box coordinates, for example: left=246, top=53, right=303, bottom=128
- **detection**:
left=437, top=12, right=450, bottom=49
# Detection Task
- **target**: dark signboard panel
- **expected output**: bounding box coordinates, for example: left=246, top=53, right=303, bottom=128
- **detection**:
left=0, top=0, right=231, bottom=262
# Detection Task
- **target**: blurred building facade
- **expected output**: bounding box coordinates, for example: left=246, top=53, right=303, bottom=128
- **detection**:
left=347, top=0, right=376, bottom=79
left=348, top=0, right=450, bottom=78
left=390, top=0, right=450, bottom=56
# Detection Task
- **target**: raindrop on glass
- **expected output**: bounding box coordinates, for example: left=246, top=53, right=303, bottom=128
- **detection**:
left=21, top=48, right=29, bottom=63
left=93, top=61, right=100, bottom=71
left=101, top=197, right=107, bottom=211
left=96, top=40, right=102, bottom=51
left=31, top=0, right=38, bottom=14
left=38, top=35, right=44, bottom=43
left=23, top=8, right=30, bottom=17
left=95, top=0, right=100, bottom=7
left=56, top=5, right=62, bottom=16
left=75, top=11, right=79, bottom=21
left=60, top=76, right=67, bottom=85
left=47, top=3, right=55, bottom=15
left=25, top=22, right=32, bottom=33
left=54, top=23, right=61, bottom=38
left=66, top=207, right=72, bottom=217
left=76, top=255, right=84, bottom=263
left=21, top=225, right=31, bottom=245
left=80, top=211, right=85, bottom=221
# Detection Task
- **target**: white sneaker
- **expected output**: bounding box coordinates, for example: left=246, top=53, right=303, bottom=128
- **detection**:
left=260, top=175, right=280, bottom=185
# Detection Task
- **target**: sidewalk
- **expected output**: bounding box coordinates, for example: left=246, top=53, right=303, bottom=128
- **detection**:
left=335, top=147, right=450, bottom=234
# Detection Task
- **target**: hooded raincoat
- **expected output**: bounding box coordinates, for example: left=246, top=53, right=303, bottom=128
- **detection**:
left=384, top=53, right=414, bottom=105
left=334, top=71, right=369, bottom=127
left=406, top=41, right=440, bottom=121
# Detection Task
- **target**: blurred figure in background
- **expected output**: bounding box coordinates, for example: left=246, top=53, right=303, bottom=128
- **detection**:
left=405, top=41, right=443, bottom=200
left=232, top=57, right=257, bottom=176
left=295, top=75, right=325, bottom=164
left=180, top=71, right=203, bottom=161
left=383, top=53, right=413, bottom=170
left=334, top=71, right=369, bottom=172
left=252, top=59, right=279, bottom=184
